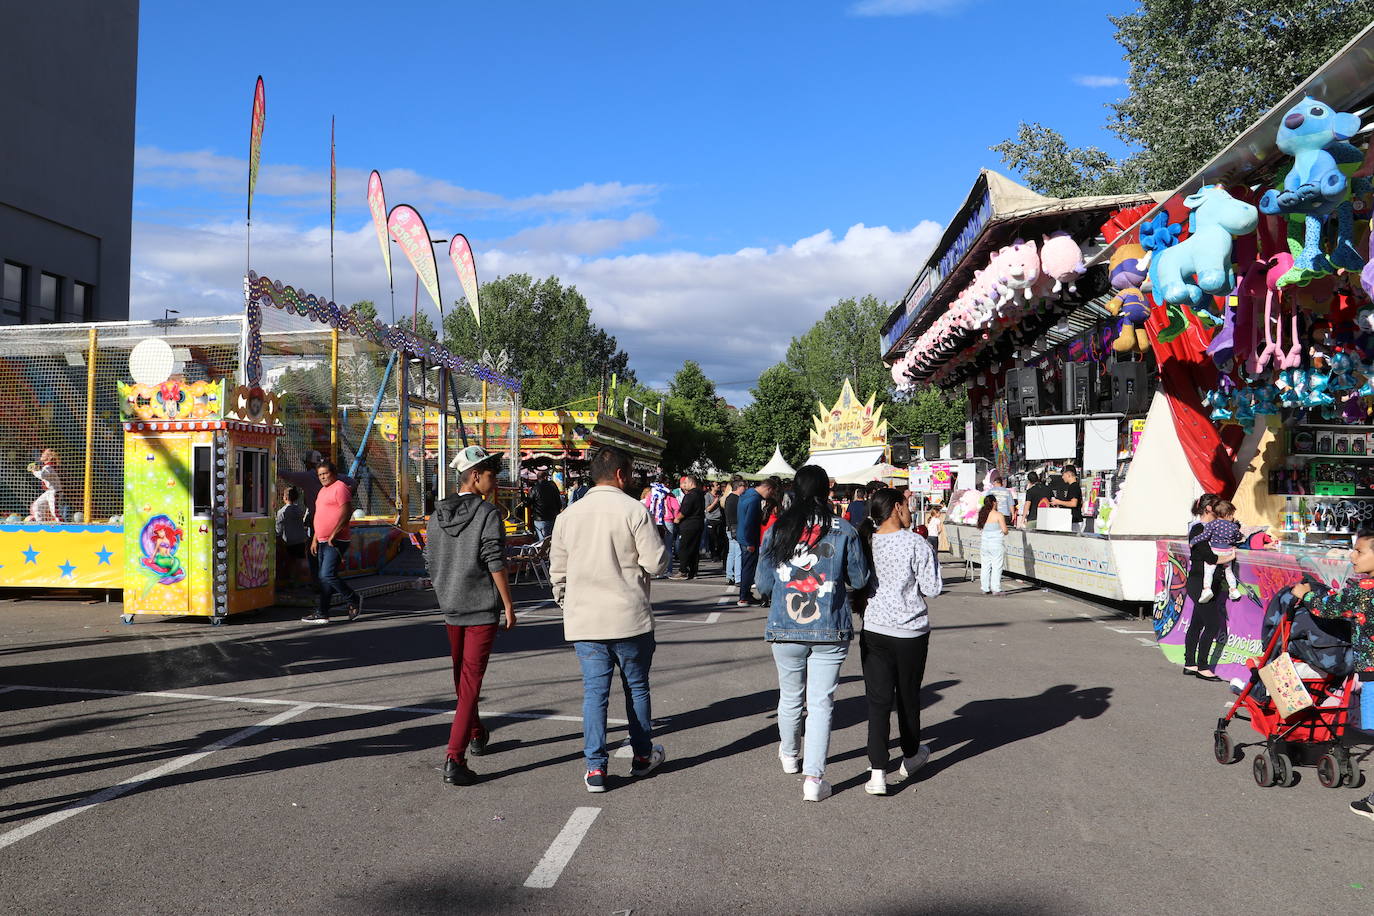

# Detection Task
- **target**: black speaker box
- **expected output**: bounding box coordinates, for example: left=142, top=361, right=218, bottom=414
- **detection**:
left=922, top=433, right=941, bottom=459
left=890, top=435, right=911, bottom=465
left=1006, top=367, right=1042, bottom=418
left=1111, top=361, right=1149, bottom=414
left=1063, top=362, right=1094, bottom=415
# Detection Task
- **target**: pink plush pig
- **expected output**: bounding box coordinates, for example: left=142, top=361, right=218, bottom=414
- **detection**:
left=1001, top=239, right=1041, bottom=301
left=1041, top=231, right=1086, bottom=294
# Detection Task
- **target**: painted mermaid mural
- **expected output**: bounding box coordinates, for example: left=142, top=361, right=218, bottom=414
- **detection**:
left=139, top=515, right=186, bottom=586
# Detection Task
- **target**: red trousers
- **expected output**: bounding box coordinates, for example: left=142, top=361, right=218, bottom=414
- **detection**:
left=446, top=623, right=498, bottom=762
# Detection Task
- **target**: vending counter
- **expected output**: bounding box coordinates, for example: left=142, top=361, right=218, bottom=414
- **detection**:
left=1152, top=540, right=1354, bottom=683
left=945, top=523, right=1158, bottom=602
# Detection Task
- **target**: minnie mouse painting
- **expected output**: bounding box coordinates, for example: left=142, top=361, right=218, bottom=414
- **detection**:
left=774, top=521, right=837, bottom=624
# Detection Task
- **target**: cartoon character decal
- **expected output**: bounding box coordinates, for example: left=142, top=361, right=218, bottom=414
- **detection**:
left=774, top=520, right=836, bottom=624
left=140, top=515, right=186, bottom=585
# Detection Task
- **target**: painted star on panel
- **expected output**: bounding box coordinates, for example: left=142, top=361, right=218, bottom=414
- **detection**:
left=22, top=545, right=38, bottom=564
left=58, top=560, right=75, bottom=577
left=95, top=546, right=113, bottom=565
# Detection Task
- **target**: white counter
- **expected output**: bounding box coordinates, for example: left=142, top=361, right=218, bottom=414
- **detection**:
left=944, top=523, right=1157, bottom=603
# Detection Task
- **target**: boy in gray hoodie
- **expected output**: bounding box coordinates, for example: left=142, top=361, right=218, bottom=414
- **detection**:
left=424, top=446, right=516, bottom=787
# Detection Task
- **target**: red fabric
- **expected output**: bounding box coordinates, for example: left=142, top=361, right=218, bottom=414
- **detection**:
left=446, top=622, right=499, bottom=762
left=1144, top=301, right=1238, bottom=499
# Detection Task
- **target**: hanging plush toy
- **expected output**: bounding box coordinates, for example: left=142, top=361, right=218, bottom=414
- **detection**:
left=1103, top=242, right=1151, bottom=353
left=1000, top=238, right=1041, bottom=301
left=1149, top=186, right=1258, bottom=342
left=1040, top=231, right=1086, bottom=295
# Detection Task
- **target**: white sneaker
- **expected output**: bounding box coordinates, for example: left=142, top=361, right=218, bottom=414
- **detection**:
left=899, top=745, right=931, bottom=780
left=630, top=744, right=666, bottom=777
left=864, top=769, right=888, bottom=795
left=802, top=778, right=831, bottom=802
left=779, top=751, right=801, bottom=774
left=1198, top=588, right=1215, bottom=603
left=1228, top=588, right=1242, bottom=601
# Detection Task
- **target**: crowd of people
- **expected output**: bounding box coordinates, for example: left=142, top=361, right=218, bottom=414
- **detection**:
left=412, top=447, right=947, bottom=800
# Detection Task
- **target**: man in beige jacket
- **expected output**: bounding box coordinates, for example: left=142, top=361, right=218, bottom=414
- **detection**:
left=550, top=446, right=668, bottom=793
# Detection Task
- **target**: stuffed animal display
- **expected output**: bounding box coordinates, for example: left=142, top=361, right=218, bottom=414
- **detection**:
left=1103, top=243, right=1150, bottom=353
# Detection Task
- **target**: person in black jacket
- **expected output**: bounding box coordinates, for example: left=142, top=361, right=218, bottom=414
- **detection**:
left=528, top=469, right=563, bottom=541
left=1183, top=494, right=1229, bottom=681
left=673, top=475, right=707, bottom=579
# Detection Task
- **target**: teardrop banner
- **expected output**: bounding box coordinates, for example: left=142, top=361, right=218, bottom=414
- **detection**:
left=449, top=234, right=481, bottom=326
left=247, top=76, right=266, bottom=221
left=368, top=171, right=392, bottom=285
left=387, top=204, right=442, bottom=313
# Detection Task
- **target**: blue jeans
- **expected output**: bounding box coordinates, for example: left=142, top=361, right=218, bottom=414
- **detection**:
left=315, top=540, right=357, bottom=616
left=533, top=519, right=554, bottom=542
left=574, top=633, right=656, bottom=771
left=980, top=532, right=1005, bottom=594
left=726, top=534, right=741, bottom=582
left=739, top=546, right=759, bottom=603
left=771, top=641, right=848, bottom=778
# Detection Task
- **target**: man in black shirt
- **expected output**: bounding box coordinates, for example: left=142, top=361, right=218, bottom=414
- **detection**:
left=1050, top=464, right=1084, bottom=531
left=723, top=477, right=743, bottom=584
left=672, top=475, right=706, bottom=579
left=529, top=469, right=563, bottom=541
left=1023, top=470, right=1052, bottom=525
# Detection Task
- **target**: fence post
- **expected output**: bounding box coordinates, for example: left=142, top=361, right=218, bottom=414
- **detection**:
left=83, top=327, right=97, bottom=522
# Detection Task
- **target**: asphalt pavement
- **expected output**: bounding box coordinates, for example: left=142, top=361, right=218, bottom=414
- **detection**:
left=2, top=556, right=1373, bottom=915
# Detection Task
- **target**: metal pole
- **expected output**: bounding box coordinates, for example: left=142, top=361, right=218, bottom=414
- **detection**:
left=329, top=329, right=340, bottom=466
left=83, top=327, right=97, bottom=522
left=397, top=357, right=409, bottom=526
left=481, top=380, right=489, bottom=452
left=437, top=366, right=448, bottom=500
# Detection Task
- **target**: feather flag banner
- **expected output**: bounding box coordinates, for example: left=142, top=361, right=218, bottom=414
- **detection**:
left=387, top=204, right=442, bottom=313
left=448, top=234, right=481, bottom=326
left=368, top=171, right=392, bottom=285
left=330, top=117, right=337, bottom=236
left=247, top=76, right=265, bottom=220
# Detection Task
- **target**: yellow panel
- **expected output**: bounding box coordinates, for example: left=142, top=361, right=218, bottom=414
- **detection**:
left=0, top=526, right=123, bottom=589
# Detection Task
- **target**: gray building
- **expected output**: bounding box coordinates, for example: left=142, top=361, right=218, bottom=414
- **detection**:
left=0, top=0, right=139, bottom=324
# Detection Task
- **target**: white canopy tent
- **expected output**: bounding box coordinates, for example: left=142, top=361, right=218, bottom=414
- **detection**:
left=756, top=445, right=796, bottom=477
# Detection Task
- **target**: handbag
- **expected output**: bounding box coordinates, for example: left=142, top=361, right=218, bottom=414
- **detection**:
left=1258, top=652, right=1315, bottom=720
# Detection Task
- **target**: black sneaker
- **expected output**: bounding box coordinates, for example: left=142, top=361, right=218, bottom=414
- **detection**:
left=631, top=744, right=666, bottom=777
left=468, top=721, right=490, bottom=757
left=584, top=768, right=606, bottom=793
left=443, top=758, right=478, bottom=786
left=347, top=595, right=363, bottom=621
left=1351, top=798, right=1374, bottom=821
left=301, top=613, right=330, bottom=625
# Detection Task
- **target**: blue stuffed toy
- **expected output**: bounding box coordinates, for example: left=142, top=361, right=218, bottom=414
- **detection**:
left=1150, top=185, right=1259, bottom=307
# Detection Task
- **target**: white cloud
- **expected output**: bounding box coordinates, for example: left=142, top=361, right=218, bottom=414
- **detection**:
left=130, top=217, right=942, bottom=405
left=134, top=146, right=658, bottom=216
left=1073, top=74, right=1125, bottom=88
left=849, top=0, right=971, bottom=16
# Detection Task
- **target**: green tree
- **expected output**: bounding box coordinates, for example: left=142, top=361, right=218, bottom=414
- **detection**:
left=661, top=361, right=733, bottom=475
left=734, top=365, right=814, bottom=472
left=994, top=1, right=1374, bottom=194
left=442, top=274, right=635, bottom=410
left=349, top=300, right=379, bottom=322
left=784, top=295, right=890, bottom=407
left=886, top=388, right=968, bottom=448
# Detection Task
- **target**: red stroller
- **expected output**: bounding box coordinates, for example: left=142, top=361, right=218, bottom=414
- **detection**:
left=1213, top=598, right=1365, bottom=789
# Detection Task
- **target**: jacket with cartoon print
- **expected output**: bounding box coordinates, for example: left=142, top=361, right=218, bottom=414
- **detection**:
left=757, top=514, right=870, bottom=643
left=1301, top=574, right=1374, bottom=679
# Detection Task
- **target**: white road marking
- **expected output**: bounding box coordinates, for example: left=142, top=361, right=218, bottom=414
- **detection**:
left=524, top=806, right=601, bottom=889
left=0, top=703, right=313, bottom=851
left=703, top=612, right=721, bottom=624
left=1136, top=637, right=1157, bottom=647
left=1107, top=628, right=1155, bottom=635
left=1, top=684, right=625, bottom=725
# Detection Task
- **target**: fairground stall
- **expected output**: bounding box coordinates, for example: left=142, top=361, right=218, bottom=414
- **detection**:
left=886, top=169, right=1171, bottom=601
left=1110, top=26, right=1374, bottom=678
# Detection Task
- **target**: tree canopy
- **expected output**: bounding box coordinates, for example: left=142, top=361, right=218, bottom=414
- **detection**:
left=733, top=365, right=814, bottom=472
left=661, top=361, right=734, bottom=476
left=994, top=0, right=1374, bottom=195
left=442, top=274, right=635, bottom=410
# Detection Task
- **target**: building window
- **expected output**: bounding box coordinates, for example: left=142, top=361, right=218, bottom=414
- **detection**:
left=1, top=262, right=24, bottom=325
left=34, top=273, right=60, bottom=324
left=72, top=282, right=92, bottom=322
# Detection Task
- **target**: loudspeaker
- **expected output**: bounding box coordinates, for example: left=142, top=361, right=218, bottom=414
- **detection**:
left=889, top=435, right=910, bottom=465
left=1007, top=367, right=1042, bottom=418
left=1063, top=362, right=1094, bottom=414
left=922, top=433, right=941, bottom=459
left=1111, top=361, right=1149, bottom=414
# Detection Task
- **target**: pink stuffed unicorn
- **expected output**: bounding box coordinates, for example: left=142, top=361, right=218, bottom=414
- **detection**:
left=1040, top=231, right=1086, bottom=294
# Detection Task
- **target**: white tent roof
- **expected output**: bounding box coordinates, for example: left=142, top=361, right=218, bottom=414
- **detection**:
left=833, top=462, right=904, bottom=485
left=757, top=445, right=796, bottom=477
left=802, top=446, right=885, bottom=480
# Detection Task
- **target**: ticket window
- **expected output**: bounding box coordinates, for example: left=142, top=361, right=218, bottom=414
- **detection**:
left=192, top=444, right=214, bottom=518
left=235, top=447, right=270, bottom=517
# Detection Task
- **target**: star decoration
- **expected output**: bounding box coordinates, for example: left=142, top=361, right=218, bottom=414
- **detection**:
left=95, top=547, right=113, bottom=565
left=58, top=560, right=75, bottom=578
left=22, top=545, right=38, bottom=564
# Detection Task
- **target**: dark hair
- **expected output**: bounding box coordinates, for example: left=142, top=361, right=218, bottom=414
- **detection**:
left=977, top=494, right=998, bottom=528
left=1191, top=493, right=1219, bottom=518
left=859, top=487, right=904, bottom=548
left=285, top=486, right=300, bottom=502
left=1027, top=471, right=1040, bottom=485
left=1356, top=527, right=1374, bottom=545
left=764, top=475, right=783, bottom=492
left=729, top=475, right=745, bottom=488
left=1213, top=498, right=1236, bottom=518
left=766, top=465, right=833, bottom=565
left=682, top=474, right=699, bottom=488
left=853, top=485, right=868, bottom=499
left=317, top=459, right=338, bottom=475
left=590, top=446, right=633, bottom=484
left=1061, top=464, right=1077, bottom=476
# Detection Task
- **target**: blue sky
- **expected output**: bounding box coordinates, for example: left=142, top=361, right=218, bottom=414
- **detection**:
left=132, top=0, right=1138, bottom=402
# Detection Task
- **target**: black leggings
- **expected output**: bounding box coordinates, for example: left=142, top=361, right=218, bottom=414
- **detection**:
left=1184, top=597, right=1224, bottom=669
left=861, top=630, right=930, bottom=768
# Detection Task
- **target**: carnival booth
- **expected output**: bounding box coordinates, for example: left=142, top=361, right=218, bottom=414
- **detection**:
left=884, top=169, right=1169, bottom=601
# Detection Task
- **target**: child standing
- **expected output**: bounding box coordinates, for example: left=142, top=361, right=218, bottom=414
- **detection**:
left=28, top=449, right=62, bottom=523
left=275, top=486, right=309, bottom=589
left=857, top=488, right=943, bottom=795
left=1292, top=528, right=1374, bottom=822
left=1190, top=499, right=1244, bottom=602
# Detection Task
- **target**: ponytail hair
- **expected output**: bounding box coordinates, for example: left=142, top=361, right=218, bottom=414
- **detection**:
left=1191, top=493, right=1219, bottom=518
left=859, top=487, right=904, bottom=551
left=977, top=494, right=998, bottom=528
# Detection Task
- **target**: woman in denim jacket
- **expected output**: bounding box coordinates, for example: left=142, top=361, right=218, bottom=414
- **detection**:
left=757, top=464, right=870, bottom=802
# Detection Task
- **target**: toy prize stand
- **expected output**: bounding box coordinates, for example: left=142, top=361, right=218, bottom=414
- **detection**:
left=119, top=338, right=283, bottom=625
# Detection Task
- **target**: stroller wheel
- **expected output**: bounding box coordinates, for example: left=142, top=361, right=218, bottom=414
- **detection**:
left=1272, top=752, right=1297, bottom=788
left=1253, top=753, right=1275, bottom=788
left=1213, top=730, right=1238, bottom=765
left=1318, top=753, right=1344, bottom=789
left=1347, top=765, right=1366, bottom=790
